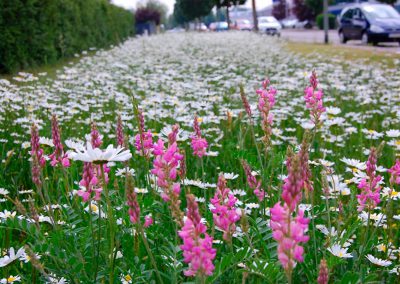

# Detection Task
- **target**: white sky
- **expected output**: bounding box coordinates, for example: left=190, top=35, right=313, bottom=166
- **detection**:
left=112, top=0, right=273, bottom=15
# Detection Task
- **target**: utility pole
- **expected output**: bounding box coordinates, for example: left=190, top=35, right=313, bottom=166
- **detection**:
left=323, top=0, right=329, bottom=44
left=252, top=0, right=258, bottom=32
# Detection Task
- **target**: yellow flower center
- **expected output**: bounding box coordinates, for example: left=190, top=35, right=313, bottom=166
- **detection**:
left=90, top=204, right=98, bottom=212
left=345, top=179, right=351, bottom=184
left=352, top=168, right=359, bottom=173
left=368, top=129, right=375, bottom=134
left=391, top=190, right=399, bottom=197
left=124, top=275, right=132, bottom=281
left=8, top=276, right=16, bottom=282
left=197, top=117, right=203, bottom=123
left=339, top=252, right=343, bottom=257
left=395, top=140, right=400, bottom=146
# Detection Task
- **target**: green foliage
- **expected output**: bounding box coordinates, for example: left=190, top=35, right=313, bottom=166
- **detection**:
left=0, top=0, right=134, bottom=74
left=316, top=13, right=337, bottom=30
left=378, top=0, right=398, bottom=5
left=175, top=0, right=214, bottom=22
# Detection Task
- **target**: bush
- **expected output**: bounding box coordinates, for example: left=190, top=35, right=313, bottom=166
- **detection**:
left=316, top=13, right=337, bottom=30
left=0, top=0, right=134, bottom=74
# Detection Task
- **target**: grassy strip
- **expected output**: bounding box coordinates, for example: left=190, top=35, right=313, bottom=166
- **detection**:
left=285, top=41, right=400, bottom=68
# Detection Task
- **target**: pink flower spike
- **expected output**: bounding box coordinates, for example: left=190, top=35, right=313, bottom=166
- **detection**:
left=144, top=215, right=153, bottom=228
left=191, top=115, right=208, bottom=158
left=388, top=159, right=400, bottom=185
left=179, top=194, right=216, bottom=277
left=304, top=71, right=325, bottom=126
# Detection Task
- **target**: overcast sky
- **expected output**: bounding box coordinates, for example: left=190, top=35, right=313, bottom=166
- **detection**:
left=112, top=0, right=272, bottom=15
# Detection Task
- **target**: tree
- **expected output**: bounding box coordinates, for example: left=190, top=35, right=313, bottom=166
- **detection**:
left=272, top=0, right=287, bottom=21
left=176, top=0, right=214, bottom=22
left=172, top=2, right=188, bottom=26
left=135, top=7, right=161, bottom=25
left=378, top=0, right=398, bottom=5
left=305, top=0, right=323, bottom=19
left=215, top=0, right=247, bottom=29
left=145, top=0, right=168, bottom=25
left=293, top=0, right=313, bottom=21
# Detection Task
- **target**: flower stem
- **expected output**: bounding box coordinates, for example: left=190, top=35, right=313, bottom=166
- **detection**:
left=138, top=223, right=164, bottom=284
left=100, top=165, right=115, bottom=284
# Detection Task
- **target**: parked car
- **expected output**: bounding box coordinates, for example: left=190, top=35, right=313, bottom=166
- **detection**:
left=281, top=18, right=299, bottom=29
left=209, top=21, right=229, bottom=31
left=232, top=19, right=253, bottom=31
left=295, top=20, right=313, bottom=29
left=258, top=16, right=282, bottom=36
left=338, top=3, right=400, bottom=45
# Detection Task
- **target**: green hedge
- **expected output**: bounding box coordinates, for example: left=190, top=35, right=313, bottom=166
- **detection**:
left=0, top=0, right=134, bottom=74
left=316, top=13, right=337, bottom=30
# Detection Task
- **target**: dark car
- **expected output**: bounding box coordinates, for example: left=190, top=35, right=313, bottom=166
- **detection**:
left=338, top=3, right=400, bottom=45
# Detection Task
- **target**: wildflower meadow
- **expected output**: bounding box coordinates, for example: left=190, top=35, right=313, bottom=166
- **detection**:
left=0, top=32, right=400, bottom=283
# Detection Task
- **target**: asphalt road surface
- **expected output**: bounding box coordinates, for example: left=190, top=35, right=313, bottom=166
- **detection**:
left=281, top=29, right=400, bottom=54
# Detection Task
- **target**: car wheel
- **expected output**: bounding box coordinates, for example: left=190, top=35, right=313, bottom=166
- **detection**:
left=361, top=32, right=369, bottom=45
left=339, top=31, right=347, bottom=44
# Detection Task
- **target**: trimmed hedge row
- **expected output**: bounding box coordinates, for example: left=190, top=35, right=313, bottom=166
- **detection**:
left=0, top=0, right=134, bottom=74
left=316, top=13, right=337, bottom=30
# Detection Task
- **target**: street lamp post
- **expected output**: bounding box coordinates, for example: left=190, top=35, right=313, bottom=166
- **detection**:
left=252, top=0, right=258, bottom=32
left=323, top=0, right=329, bottom=44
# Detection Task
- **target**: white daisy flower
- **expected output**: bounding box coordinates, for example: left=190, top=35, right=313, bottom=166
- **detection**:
left=0, top=247, right=25, bottom=268
left=222, top=172, right=239, bottom=180
left=327, top=244, right=353, bottom=258
left=70, top=143, right=131, bottom=163
left=366, top=254, right=392, bottom=267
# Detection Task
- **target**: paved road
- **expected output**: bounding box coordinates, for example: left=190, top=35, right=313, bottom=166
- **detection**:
left=281, top=29, right=400, bottom=54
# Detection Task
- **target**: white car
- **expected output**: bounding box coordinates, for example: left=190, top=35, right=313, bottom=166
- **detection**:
left=258, top=16, right=282, bottom=36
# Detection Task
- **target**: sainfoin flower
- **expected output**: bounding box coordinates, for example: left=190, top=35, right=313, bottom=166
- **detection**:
left=317, top=259, right=329, bottom=284
left=48, top=114, right=70, bottom=167
left=241, top=159, right=265, bottom=201
left=210, top=175, right=241, bottom=241
left=179, top=194, right=216, bottom=277
left=304, top=71, right=325, bottom=126
left=151, top=138, right=184, bottom=224
left=357, top=147, right=382, bottom=211
left=77, top=162, right=102, bottom=202
left=134, top=108, right=153, bottom=157
left=256, top=78, right=276, bottom=150
left=282, top=154, right=305, bottom=211
left=270, top=152, right=309, bottom=272
left=126, top=174, right=140, bottom=224
left=30, top=123, right=46, bottom=185
left=191, top=115, right=208, bottom=158
left=388, top=159, right=400, bottom=185
left=135, top=130, right=153, bottom=157
left=144, top=215, right=153, bottom=228
left=270, top=203, right=309, bottom=269
left=70, top=143, right=132, bottom=163
left=116, top=114, right=125, bottom=147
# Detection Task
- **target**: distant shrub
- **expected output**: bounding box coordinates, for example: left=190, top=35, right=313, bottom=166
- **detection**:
left=316, top=13, right=337, bottom=30
left=0, top=0, right=134, bottom=74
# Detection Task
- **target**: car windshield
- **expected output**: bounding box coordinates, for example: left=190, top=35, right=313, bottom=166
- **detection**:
left=362, top=5, right=400, bottom=19
left=259, top=17, right=277, bottom=23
